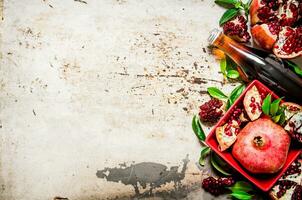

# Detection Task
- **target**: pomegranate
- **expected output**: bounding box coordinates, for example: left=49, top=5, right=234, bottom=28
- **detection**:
left=202, top=176, right=235, bottom=196
left=251, top=23, right=279, bottom=50
left=281, top=102, right=302, bottom=121
left=223, top=15, right=251, bottom=43
left=199, top=99, right=225, bottom=123
left=250, top=0, right=302, bottom=58
left=216, top=122, right=238, bottom=151
left=270, top=158, right=302, bottom=199
left=284, top=111, right=302, bottom=143
left=243, top=86, right=262, bottom=121
left=273, top=26, right=302, bottom=59
left=250, top=0, right=279, bottom=25
left=232, top=118, right=291, bottom=174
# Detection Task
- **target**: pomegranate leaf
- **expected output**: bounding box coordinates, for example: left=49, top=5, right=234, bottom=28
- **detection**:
left=210, top=152, right=232, bottom=176
left=272, top=114, right=281, bottom=123
left=227, top=70, right=240, bottom=79
left=228, top=84, right=246, bottom=108
left=207, top=87, right=228, bottom=101
left=230, top=191, right=253, bottom=200
left=270, top=98, right=282, bottom=116
left=199, top=146, right=211, bottom=166
left=219, top=8, right=240, bottom=26
left=192, top=115, right=206, bottom=141
left=215, top=0, right=238, bottom=7
left=262, top=94, right=271, bottom=116
left=279, top=111, right=286, bottom=125
left=285, top=60, right=302, bottom=77
left=228, top=181, right=253, bottom=193
left=220, top=58, right=227, bottom=76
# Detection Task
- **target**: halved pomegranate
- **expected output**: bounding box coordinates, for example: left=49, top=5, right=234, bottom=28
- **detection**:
left=223, top=15, right=251, bottom=43
left=250, top=0, right=302, bottom=58
left=273, top=26, right=302, bottom=59
left=250, top=0, right=279, bottom=25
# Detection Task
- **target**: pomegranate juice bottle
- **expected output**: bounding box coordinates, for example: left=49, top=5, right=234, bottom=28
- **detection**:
left=208, top=29, right=302, bottom=103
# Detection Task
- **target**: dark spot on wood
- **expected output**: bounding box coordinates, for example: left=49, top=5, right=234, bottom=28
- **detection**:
left=53, top=197, right=69, bottom=200
left=176, top=88, right=184, bottom=93
left=153, top=33, right=160, bottom=36
left=182, top=107, right=188, bottom=111
left=48, top=4, right=53, bottom=8
left=193, top=62, right=197, bottom=68
left=74, top=0, right=87, bottom=4
left=199, top=90, right=208, bottom=95
left=33, top=109, right=36, bottom=116
left=202, top=48, right=206, bottom=53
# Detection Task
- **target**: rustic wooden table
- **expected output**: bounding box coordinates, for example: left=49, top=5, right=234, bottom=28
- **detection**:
left=2, top=0, right=292, bottom=199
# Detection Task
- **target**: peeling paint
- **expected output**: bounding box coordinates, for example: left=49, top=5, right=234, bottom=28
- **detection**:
left=96, top=155, right=195, bottom=198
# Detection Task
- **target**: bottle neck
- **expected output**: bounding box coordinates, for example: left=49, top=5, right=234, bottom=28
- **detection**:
left=208, top=29, right=264, bottom=80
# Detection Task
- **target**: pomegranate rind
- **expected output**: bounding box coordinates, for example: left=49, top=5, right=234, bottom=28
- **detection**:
left=243, top=86, right=262, bottom=121
left=232, top=118, right=291, bottom=174
left=250, top=0, right=262, bottom=26
left=251, top=24, right=278, bottom=50
left=216, top=124, right=237, bottom=152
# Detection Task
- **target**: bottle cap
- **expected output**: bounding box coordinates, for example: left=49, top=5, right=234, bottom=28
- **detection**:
left=208, top=29, right=222, bottom=45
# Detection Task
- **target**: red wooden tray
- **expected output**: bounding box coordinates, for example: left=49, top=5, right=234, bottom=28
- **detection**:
left=205, top=80, right=301, bottom=191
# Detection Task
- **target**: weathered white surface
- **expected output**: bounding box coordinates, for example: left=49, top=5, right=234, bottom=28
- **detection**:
left=0, top=0, right=234, bottom=199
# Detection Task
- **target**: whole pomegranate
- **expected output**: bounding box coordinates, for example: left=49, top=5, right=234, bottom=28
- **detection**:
left=232, top=118, right=291, bottom=174
left=250, top=0, right=302, bottom=58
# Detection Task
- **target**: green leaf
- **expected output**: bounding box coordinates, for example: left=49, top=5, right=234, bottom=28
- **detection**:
left=262, top=94, right=271, bottom=116
left=272, top=114, right=281, bottom=123
left=210, top=152, right=232, bottom=176
left=215, top=0, right=238, bottom=5
left=231, top=191, right=253, bottom=200
left=192, top=115, right=206, bottom=141
left=219, top=8, right=240, bottom=26
left=199, top=146, right=211, bottom=166
left=207, top=87, right=228, bottom=101
left=279, top=111, right=286, bottom=125
left=285, top=60, right=302, bottom=77
left=270, top=98, right=282, bottom=116
left=228, top=181, right=253, bottom=193
left=227, top=69, right=240, bottom=79
left=220, top=58, right=227, bottom=76
left=229, top=84, right=246, bottom=106
left=215, top=0, right=238, bottom=8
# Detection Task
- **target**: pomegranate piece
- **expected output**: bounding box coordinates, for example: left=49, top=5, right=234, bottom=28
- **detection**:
left=232, top=118, right=291, bottom=174
left=284, top=112, right=302, bottom=143
left=269, top=158, right=302, bottom=199
left=216, top=121, right=239, bottom=152
left=223, top=15, right=251, bottom=43
left=277, top=0, right=300, bottom=27
left=250, top=0, right=279, bottom=25
left=281, top=102, right=302, bottom=121
left=202, top=176, right=235, bottom=196
left=273, top=26, right=302, bottom=59
left=243, top=86, right=262, bottom=121
left=199, top=99, right=225, bottom=123
left=251, top=23, right=279, bottom=50
left=250, top=0, right=302, bottom=58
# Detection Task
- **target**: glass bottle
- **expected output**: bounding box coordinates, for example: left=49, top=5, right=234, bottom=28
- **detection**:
left=208, top=29, right=302, bottom=103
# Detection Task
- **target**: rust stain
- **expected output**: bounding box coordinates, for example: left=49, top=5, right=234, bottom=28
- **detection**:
left=60, top=60, right=81, bottom=82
